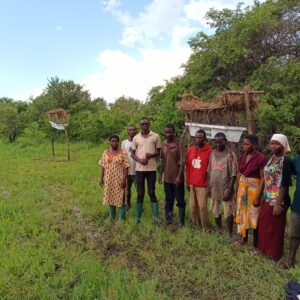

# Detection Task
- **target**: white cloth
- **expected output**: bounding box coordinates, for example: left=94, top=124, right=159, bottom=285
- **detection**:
left=271, top=134, right=291, bottom=153
left=121, top=139, right=136, bottom=175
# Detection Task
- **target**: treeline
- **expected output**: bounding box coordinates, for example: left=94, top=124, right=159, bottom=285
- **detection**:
left=0, top=0, right=299, bottom=147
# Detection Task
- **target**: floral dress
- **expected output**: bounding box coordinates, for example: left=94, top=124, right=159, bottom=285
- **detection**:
left=99, top=149, right=129, bottom=207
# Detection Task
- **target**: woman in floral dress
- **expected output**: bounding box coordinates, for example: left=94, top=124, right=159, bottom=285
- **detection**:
left=99, top=134, right=129, bottom=220
left=257, top=134, right=293, bottom=261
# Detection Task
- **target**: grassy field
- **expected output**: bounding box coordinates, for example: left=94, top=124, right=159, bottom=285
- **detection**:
left=0, top=140, right=299, bottom=299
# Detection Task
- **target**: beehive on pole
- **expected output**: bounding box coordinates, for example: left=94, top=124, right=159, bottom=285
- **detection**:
left=46, top=108, right=70, bottom=161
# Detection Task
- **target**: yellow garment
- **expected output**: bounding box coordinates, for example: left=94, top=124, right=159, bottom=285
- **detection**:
left=235, top=175, right=262, bottom=238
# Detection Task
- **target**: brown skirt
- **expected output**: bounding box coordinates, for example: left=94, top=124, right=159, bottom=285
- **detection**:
left=257, top=202, right=287, bottom=261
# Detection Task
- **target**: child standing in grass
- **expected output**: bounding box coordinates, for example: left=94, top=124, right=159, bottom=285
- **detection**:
left=99, top=134, right=129, bottom=220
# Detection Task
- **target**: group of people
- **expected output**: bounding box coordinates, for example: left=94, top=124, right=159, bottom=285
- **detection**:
left=98, top=117, right=300, bottom=268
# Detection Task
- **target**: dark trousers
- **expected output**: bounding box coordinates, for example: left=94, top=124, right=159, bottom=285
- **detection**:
left=136, top=171, right=157, bottom=203
left=164, top=182, right=186, bottom=210
left=126, top=175, right=136, bottom=205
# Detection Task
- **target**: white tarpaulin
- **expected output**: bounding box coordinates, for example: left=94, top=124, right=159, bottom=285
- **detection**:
left=186, top=122, right=246, bottom=143
left=49, top=121, right=68, bottom=130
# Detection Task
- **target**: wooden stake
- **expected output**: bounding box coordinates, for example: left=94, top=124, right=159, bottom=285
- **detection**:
left=243, top=86, right=253, bottom=134
left=64, top=128, right=71, bottom=161
left=51, top=128, right=56, bottom=157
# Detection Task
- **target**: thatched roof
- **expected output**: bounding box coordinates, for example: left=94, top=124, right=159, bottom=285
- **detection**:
left=177, top=90, right=262, bottom=112
left=46, top=108, right=69, bottom=124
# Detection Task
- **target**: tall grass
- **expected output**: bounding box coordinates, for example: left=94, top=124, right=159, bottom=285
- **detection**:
left=0, top=140, right=298, bottom=299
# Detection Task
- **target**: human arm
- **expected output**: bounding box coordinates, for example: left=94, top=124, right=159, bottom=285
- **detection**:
left=253, top=168, right=265, bottom=207
left=99, top=167, right=105, bottom=186
left=131, top=149, right=148, bottom=165
left=145, top=134, right=161, bottom=160
left=121, top=167, right=128, bottom=189
left=273, top=156, right=292, bottom=215
left=223, top=176, right=236, bottom=201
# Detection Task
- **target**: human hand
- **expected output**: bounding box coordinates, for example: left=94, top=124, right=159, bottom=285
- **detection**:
left=223, top=189, right=231, bottom=202
left=273, top=203, right=283, bottom=216
left=158, top=175, right=163, bottom=184
left=145, top=153, right=152, bottom=160
left=175, top=176, right=182, bottom=186
left=253, top=197, right=261, bottom=207
left=139, top=158, right=148, bottom=165
left=99, top=178, right=104, bottom=186
left=120, top=178, right=126, bottom=189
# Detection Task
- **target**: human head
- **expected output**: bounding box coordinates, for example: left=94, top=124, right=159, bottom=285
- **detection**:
left=214, top=132, right=227, bottom=151
left=270, top=134, right=290, bottom=155
left=242, top=134, right=258, bottom=154
left=164, top=123, right=175, bottom=140
left=109, top=134, right=119, bottom=150
left=127, top=125, right=136, bottom=138
left=140, top=117, right=150, bottom=133
left=270, top=134, right=291, bottom=153
left=194, top=129, right=206, bottom=147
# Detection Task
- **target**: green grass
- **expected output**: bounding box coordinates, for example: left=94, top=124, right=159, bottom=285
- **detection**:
left=0, top=140, right=299, bottom=299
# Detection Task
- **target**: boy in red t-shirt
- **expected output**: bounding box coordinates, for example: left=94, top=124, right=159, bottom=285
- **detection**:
left=186, top=129, right=211, bottom=229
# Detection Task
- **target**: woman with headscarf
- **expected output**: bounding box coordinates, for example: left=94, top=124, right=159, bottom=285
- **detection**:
left=257, top=134, right=293, bottom=261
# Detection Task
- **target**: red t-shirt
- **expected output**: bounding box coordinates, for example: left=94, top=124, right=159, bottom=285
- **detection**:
left=186, top=144, right=212, bottom=187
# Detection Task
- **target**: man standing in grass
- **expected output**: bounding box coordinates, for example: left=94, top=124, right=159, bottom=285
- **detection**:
left=131, top=117, right=161, bottom=223
left=159, top=124, right=186, bottom=226
left=121, top=125, right=137, bottom=210
left=186, top=129, right=211, bottom=229
left=208, top=132, right=237, bottom=237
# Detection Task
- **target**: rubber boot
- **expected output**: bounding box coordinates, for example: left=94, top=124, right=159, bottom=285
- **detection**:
left=179, top=207, right=185, bottom=227
left=108, top=205, right=116, bottom=220
left=135, top=202, right=143, bottom=224
left=226, top=215, right=234, bottom=237
left=215, top=215, right=222, bottom=233
left=164, top=206, right=173, bottom=225
left=118, top=205, right=126, bottom=221
left=151, top=202, right=161, bottom=224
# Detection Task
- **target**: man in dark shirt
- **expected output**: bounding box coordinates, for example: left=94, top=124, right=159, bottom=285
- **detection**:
left=159, top=124, right=185, bottom=226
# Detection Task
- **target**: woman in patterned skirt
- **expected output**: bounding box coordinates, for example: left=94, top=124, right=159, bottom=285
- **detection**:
left=257, top=134, right=293, bottom=261
left=99, top=134, right=129, bottom=220
left=234, top=135, right=267, bottom=250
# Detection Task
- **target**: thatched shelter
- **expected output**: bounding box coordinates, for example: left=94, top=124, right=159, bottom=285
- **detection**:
left=177, top=87, right=264, bottom=131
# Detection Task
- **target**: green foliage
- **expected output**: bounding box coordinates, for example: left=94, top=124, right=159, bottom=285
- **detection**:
left=0, top=100, right=21, bottom=142
left=17, top=122, right=47, bottom=147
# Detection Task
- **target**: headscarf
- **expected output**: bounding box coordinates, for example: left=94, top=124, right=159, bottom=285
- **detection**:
left=270, top=134, right=291, bottom=153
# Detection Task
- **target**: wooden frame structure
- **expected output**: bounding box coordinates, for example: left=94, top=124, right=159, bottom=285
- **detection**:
left=46, top=109, right=70, bottom=161
left=177, top=86, right=264, bottom=136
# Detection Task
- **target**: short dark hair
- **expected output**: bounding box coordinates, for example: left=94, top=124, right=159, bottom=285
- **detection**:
left=164, top=123, right=175, bottom=132
left=109, top=134, right=119, bottom=141
left=214, top=132, right=227, bottom=141
left=196, top=129, right=206, bottom=138
left=140, top=117, right=149, bottom=122
left=243, top=134, right=258, bottom=145
left=127, top=125, right=136, bottom=129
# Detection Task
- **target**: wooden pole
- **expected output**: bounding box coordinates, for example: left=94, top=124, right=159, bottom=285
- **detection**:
left=64, top=128, right=71, bottom=161
left=51, top=128, right=56, bottom=158
left=243, top=86, right=254, bottom=134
